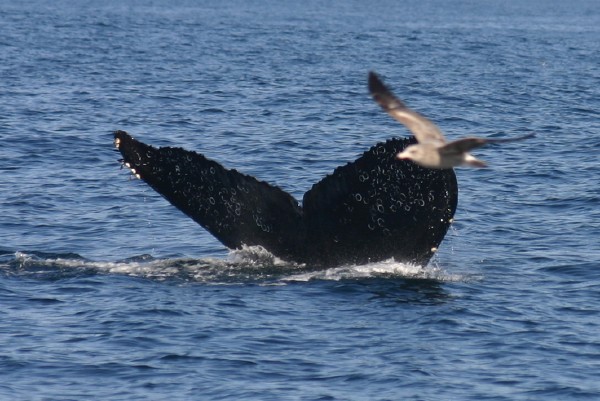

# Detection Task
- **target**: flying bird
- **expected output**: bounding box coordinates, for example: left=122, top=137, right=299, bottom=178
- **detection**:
left=368, top=71, right=534, bottom=169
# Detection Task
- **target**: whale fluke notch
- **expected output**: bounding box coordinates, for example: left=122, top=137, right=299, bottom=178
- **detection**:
left=114, top=130, right=458, bottom=267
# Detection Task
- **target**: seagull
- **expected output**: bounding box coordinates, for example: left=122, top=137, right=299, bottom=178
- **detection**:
left=368, top=71, right=535, bottom=169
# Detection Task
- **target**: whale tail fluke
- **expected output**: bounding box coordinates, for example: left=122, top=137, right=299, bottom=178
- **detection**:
left=302, top=137, right=457, bottom=266
left=114, top=131, right=304, bottom=262
left=114, top=131, right=458, bottom=267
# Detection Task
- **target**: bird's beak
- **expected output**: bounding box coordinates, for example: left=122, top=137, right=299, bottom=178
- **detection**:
left=396, top=151, right=410, bottom=160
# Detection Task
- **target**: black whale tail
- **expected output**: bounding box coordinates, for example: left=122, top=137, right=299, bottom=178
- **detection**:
left=114, top=130, right=304, bottom=262
left=114, top=131, right=457, bottom=267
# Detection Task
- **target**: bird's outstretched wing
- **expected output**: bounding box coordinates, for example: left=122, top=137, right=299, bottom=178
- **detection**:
left=368, top=72, right=446, bottom=145
left=440, top=133, right=535, bottom=155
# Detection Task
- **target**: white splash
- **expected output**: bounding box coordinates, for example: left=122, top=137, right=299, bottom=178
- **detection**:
left=283, top=258, right=460, bottom=282
left=7, top=250, right=475, bottom=284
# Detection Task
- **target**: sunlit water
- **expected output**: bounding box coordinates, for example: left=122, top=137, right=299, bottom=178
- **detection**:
left=1, top=0, right=599, bottom=399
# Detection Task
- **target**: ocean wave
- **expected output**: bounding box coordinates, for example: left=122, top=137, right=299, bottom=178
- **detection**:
left=0, top=247, right=473, bottom=285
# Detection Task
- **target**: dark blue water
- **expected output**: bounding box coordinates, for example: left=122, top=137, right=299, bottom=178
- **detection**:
left=1, top=0, right=599, bottom=399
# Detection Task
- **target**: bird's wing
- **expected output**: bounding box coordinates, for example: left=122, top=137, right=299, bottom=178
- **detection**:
left=439, top=133, right=535, bottom=155
left=484, top=133, right=536, bottom=144
left=368, top=72, right=446, bottom=145
left=439, top=138, right=488, bottom=155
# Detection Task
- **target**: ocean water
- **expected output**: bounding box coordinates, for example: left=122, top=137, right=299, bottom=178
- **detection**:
left=1, top=0, right=599, bottom=400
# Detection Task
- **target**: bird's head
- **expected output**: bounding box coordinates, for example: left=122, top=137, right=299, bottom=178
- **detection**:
left=396, top=145, right=424, bottom=162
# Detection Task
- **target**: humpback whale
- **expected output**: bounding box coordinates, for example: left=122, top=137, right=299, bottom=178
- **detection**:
left=114, top=131, right=457, bottom=267
left=369, top=72, right=535, bottom=169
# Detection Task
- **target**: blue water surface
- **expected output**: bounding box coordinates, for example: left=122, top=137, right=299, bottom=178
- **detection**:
left=1, top=0, right=599, bottom=400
